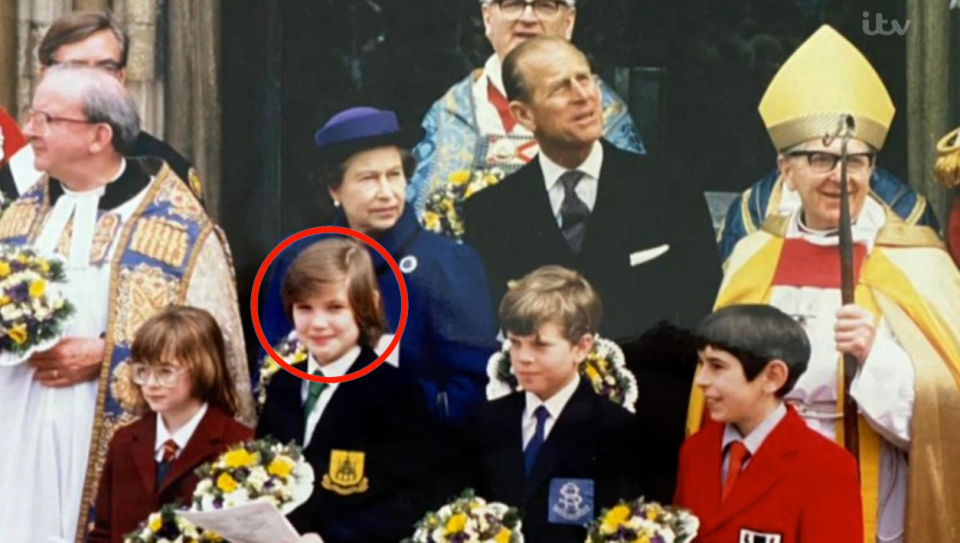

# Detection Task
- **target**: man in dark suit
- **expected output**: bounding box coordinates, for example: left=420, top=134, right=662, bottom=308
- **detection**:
left=463, top=36, right=720, bottom=340
left=463, top=36, right=722, bottom=500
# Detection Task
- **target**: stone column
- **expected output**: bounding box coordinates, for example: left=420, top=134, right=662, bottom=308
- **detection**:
left=0, top=0, right=18, bottom=111
left=113, top=0, right=162, bottom=136
left=906, top=0, right=959, bottom=224
left=166, top=0, right=222, bottom=217
left=17, top=0, right=73, bottom=111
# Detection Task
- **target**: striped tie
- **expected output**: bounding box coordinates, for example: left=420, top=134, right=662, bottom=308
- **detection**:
left=559, top=170, right=590, bottom=253
left=156, top=439, right=179, bottom=487
left=161, top=439, right=179, bottom=463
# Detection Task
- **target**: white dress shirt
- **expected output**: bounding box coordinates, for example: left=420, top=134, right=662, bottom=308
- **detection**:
left=154, top=402, right=209, bottom=462
left=538, top=141, right=604, bottom=228
left=522, top=374, right=581, bottom=449
left=720, top=402, right=787, bottom=482
left=300, top=346, right=361, bottom=447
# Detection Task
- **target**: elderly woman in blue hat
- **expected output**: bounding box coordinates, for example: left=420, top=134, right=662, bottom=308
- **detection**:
left=260, top=107, right=498, bottom=423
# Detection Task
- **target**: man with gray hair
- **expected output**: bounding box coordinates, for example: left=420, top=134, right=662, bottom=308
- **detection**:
left=0, top=9, right=204, bottom=204
left=0, top=66, right=253, bottom=543
left=408, top=0, right=644, bottom=239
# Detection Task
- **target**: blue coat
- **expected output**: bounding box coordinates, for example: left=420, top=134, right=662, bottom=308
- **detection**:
left=259, top=207, right=498, bottom=422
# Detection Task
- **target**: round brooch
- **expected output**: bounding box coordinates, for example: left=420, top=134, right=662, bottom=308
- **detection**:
left=399, top=255, right=418, bottom=274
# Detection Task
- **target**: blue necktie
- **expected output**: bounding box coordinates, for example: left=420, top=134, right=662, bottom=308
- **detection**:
left=524, top=405, right=550, bottom=475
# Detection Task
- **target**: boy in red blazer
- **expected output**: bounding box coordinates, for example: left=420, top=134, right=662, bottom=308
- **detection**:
left=89, top=307, right=252, bottom=543
left=675, top=305, right=862, bottom=543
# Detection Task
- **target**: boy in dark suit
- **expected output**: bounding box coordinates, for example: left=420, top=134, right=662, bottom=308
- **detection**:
left=675, top=305, right=862, bottom=543
left=256, top=238, right=437, bottom=543
left=462, top=266, right=640, bottom=543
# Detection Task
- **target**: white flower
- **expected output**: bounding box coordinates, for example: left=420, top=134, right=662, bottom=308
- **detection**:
left=224, top=487, right=251, bottom=508
left=247, top=466, right=269, bottom=491
left=195, top=479, right=213, bottom=494
left=1, top=303, right=23, bottom=320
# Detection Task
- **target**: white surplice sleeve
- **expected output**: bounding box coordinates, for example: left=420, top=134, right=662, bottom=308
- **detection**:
left=849, top=318, right=915, bottom=451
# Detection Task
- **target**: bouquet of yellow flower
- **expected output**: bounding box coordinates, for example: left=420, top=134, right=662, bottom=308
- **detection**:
left=122, top=504, right=221, bottom=543
left=190, top=438, right=314, bottom=515
left=402, top=489, right=524, bottom=543
left=0, top=245, right=74, bottom=366
left=486, top=335, right=638, bottom=412
left=422, top=168, right=505, bottom=239
left=255, top=331, right=308, bottom=413
left=586, top=498, right=699, bottom=543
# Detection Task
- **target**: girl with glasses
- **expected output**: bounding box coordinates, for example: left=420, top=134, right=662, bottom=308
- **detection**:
left=88, top=306, right=252, bottom=543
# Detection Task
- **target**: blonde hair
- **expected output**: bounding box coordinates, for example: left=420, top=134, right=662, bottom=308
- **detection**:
left=130, top=306, right=239, bottom=416
left=499, top=265, right=602, bottom=342
left=281, top=237, right=386, bottom=349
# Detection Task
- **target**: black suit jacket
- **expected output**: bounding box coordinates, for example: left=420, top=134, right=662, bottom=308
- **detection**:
left=459, top=380, right=641, bottom=543
left=256, top=347, right=439, bottom=543
left=463, top=141, right=720, bottom=501
left=463, top=140, right=720, bottom=339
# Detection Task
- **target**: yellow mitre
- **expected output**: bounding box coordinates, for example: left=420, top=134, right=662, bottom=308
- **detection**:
left=759, top=25, right=895, bottom=151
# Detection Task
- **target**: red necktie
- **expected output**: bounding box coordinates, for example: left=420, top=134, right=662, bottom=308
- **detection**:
left=161, top=439, right=179, bottom=463
left=487, top=80, right=518, bottom=133
left=721, top=441, right=749, bottom=504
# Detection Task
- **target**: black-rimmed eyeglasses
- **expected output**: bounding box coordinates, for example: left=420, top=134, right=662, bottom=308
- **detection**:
left=786, top=151, right=876, bottom=173
left=493, top=0, right=568, bottom=20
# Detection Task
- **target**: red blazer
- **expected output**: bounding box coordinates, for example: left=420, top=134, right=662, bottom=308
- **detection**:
left=674, top=408, right=862, bottom=543
left=88, top=406, right=253, bottom=543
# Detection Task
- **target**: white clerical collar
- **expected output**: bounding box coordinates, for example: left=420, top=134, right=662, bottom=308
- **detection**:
left=484, top=54, right=506, bottom=95
left=722, top=402, right=786, bottom=457
left=155, top=402, right=208, bottom=457
left=525, top=373, right=581, bottom=422
left=307, top=345, right=361, bottom=378
left=788, top=196, right=886, bottom=247
left=539, top=140, right=604, bottom=193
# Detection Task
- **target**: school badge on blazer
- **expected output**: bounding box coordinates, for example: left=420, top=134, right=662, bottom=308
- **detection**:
left=321, top=450, right=369, bottom=495
left=548, top=478, right=594, bottom=525
left=739, top=529, right=782, bottom=543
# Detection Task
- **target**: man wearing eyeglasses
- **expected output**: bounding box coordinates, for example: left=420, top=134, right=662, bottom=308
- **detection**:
left=408, top=0, right=644, bottom=239
left=0, top=10, right=204, bottom=205
left=0, top=66, right=253, bottom=543
left=697, top=26, right=960, bottom=543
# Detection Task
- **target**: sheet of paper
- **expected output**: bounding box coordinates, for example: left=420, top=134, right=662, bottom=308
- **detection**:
left=179, top=501, right=302, bottom=543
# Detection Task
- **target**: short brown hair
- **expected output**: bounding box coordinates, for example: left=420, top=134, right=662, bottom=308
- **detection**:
left=499, top=265, right=602, bottom=343
left=282, top=237, right=387, bottom=348
left=38, top=10, right=129, bottom=68
left=130, top=306, right=240, bottom=416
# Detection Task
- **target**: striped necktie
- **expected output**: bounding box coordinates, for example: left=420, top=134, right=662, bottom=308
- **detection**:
left=559, top=170, right=590, bottom=253
left=156, top=439, right=179, bottom=488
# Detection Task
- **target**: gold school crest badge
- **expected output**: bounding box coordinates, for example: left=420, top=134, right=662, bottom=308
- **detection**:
left=321, top=450, right=369, bottom=495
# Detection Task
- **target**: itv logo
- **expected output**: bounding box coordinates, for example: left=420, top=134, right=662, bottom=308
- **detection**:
left=862, top=11, right=910, bottom=36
